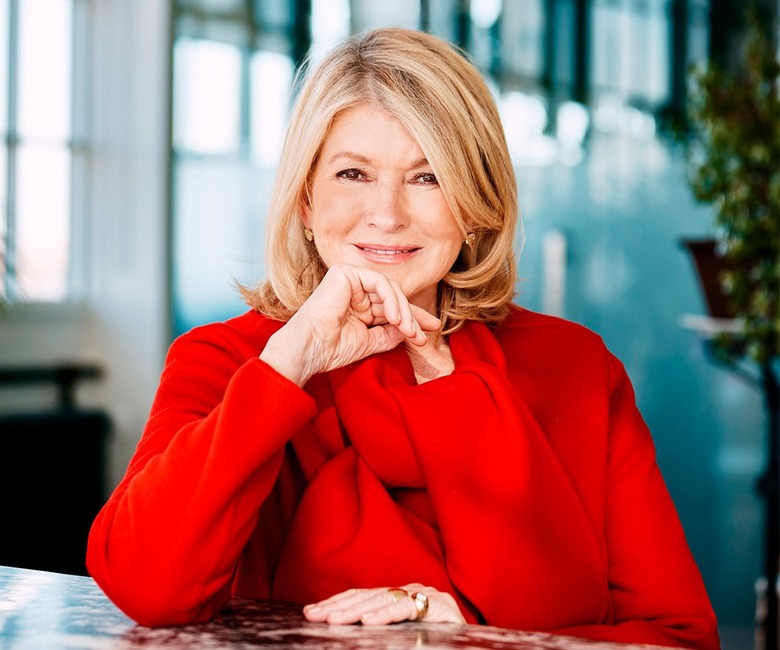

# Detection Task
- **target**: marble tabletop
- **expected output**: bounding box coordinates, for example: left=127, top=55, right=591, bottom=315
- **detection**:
left=0, top=564, right=684, bottom=649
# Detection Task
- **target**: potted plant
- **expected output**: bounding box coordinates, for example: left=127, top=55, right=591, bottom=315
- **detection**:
left=681, top=13, right=779, bottom=365
left=680, top=13, right=779, bottom=648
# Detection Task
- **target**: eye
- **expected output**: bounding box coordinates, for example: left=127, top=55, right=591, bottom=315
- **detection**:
left=411, top=172, right=439, bottom=185
left=336, top=168, right=368, bottom=181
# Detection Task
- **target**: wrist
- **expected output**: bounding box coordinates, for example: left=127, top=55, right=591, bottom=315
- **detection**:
left=259, top=327, right=317, bottom=386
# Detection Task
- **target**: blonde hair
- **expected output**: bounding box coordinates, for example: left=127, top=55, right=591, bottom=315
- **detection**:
left=241, top=27, right=520, bottom=334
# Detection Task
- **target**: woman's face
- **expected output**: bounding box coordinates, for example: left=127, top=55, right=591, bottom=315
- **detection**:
left=302, top=104, right=464, bottom=315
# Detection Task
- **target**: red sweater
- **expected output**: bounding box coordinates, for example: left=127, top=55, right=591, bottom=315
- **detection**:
left=87, top=306, right=719, bottom=649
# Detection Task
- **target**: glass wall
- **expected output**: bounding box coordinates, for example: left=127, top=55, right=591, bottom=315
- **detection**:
left=170, top=0, right=691, bottom=332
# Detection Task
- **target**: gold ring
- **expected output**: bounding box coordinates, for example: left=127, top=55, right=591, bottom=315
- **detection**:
left=410, top=591, right=429, bottom=620
left=387, top=587, right=409, bottom=603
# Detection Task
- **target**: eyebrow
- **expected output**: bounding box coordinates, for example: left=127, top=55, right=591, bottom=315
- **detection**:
left=327, top=151, right=430, bottom=169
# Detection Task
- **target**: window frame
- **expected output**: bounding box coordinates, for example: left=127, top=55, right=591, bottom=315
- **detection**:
left=0, top=0, right=90, bottom=305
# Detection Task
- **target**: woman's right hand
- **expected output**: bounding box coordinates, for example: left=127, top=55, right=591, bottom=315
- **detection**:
left=259, top=264, right=441, bottom=385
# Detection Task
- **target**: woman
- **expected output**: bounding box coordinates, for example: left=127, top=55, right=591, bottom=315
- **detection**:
left=87, top=27, right=720, bottom=649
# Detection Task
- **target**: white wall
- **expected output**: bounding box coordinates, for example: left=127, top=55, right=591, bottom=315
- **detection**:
left=0, top=0, right=171, bottom=492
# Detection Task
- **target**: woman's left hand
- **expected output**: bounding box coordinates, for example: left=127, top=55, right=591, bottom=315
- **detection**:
left=302, top=584, right=467, bottom=625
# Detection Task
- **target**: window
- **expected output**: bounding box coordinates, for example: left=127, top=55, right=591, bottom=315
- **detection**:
left=171, top=0, right=300, bottom=333
left=0, top=0, right=86, bottom=303
left=591, top=0, right=671, bottom=109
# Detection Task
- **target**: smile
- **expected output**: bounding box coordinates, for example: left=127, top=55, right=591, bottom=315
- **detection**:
left=358, top=247, right=418, bottom=255
left=355, top=244, right=421, bottom=264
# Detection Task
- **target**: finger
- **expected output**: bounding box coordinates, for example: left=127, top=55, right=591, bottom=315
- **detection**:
left=351, top=268, right=403, bottom=327
left=402, top=306, right=441, bottom=347
left=372, top=295, right=420, bottom=343
left=410, top=305, right=441, bottom=332
left=380, top=279, right=420, bottom=338
left=398, top=584, right=466, bottom=624
left=362, top=322, right=409, bottom=357
left=304, top=588, right=409, bottom=625
left=360, top=593, right=417, bottom=626
left=366, top=295, right=392, bottom=324
left=311, top=265, right=394, bottom=328
left=341, top=266, right=430, bottom=342
left=303, top=589, right=374, bottom=621
left=323, top=590, right=402, bottom=625
left=369, top=275, right=428, bottom=342
left=305, top=587, right=376, bottom=611
left=323, top=589, right=416, bottom=626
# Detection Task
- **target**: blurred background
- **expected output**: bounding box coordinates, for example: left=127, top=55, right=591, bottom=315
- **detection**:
left=0, top=1, right=776, bottom=649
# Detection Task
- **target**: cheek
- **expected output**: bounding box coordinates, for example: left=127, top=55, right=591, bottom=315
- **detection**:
left=432, top=211, right=465, bottom=256
left=311, top=190, right=365, bottom=232
left=440, top=223, right=466, bottom=270
left=442, top=241, right=464, bottom=271
left=413, top=191, right=458, bottom=228
left=423, top=234, right=463, bottom=278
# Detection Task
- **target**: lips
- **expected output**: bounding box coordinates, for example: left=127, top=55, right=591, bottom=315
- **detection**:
left=358, top=246, right=419, bottom=255
left=355, top=244, right=421, bottom=263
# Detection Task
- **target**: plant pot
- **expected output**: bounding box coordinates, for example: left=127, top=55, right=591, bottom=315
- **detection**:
left=680, top=237, right=737, bottom=319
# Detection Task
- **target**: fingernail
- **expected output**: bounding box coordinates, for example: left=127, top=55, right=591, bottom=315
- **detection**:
left=305, top=605, right=321, bottom=612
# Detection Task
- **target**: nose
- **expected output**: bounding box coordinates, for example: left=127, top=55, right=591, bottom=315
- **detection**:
left=365, top=180, right=409, bottom=232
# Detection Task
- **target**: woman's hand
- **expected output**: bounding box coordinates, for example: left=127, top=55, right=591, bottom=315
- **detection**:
left=260, top=264, right=441, bottom=385
left=302, top=584, right=467, bottom=626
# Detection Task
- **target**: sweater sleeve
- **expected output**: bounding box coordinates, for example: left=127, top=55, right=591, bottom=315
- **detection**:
left=86, top=325, right=316, bottom=627
left=553, top=353, right=720, bottom=650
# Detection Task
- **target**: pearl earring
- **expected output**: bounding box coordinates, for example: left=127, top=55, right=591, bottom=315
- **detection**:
left=465, top=232, right=475, bottom=247
left=304, top=228, right=314, bottom=242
